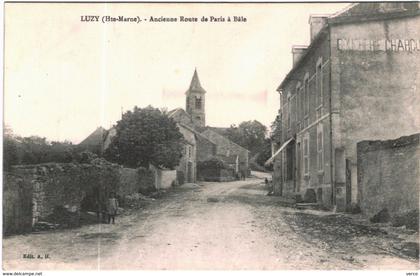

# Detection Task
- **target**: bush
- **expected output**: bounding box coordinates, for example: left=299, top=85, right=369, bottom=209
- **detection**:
left=197, top=157, right=228, bottom=170
left=392, top=209, right=419, bottom=231
left=370, top=208, right=391, bottom=223
left=303, top=189, right=317, bottom=203
left=137, top=167, right=156, bottom=195
left=73, top=151, right=99, bottom=164
left=348, top=203, right=362, bottom=214
left=249, top=160, right=267, bottom=172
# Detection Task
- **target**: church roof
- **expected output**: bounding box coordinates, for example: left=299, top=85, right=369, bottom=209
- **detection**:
left=201, top=128, right=250, bottom=153
left=78, top=127, right=108, bottom=147
left=186, top=69, right=206, bottom=94
left=167, top=108, right=185, bottom=118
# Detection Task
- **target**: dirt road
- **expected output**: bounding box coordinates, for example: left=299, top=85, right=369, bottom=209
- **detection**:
left=3, top=174, right=418, bottom=270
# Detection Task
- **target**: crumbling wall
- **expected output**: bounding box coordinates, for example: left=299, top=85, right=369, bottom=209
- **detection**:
left=119, top=167, right=140, bottom=196
left=3, top=173, right=33, bottom=235
left=10, top=162, right=120, bottom=225
left=357, top=134, right=419, bottom=218
left=197, top=166, right=235, bottom=182
left=3, top=161, right=155, bottom=234
left=158, top=170, right=177, bottom=189
left=137, top=167, right=156, bottom=194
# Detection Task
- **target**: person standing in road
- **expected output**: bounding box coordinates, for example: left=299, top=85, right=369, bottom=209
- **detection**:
left=107, top=192, right=119, bottom=224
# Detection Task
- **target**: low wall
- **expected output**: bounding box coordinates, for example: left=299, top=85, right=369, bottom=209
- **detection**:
left=3, top=174, right=33, bottom=235
left=149, top=165, right=177, bottom=190
left=357, top=134, right=419, bottom=218
left=157, top=170, right=177, bottom=189
left=3, top=161, right=155, bottom=235
left=137, top=167, right=156, bottom=194
left=197, top=167, right=235, bottom=182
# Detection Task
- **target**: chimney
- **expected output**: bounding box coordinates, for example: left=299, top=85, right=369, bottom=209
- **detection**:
left=378, top=2, right=407, bottom=13
left=309, top=15, right=328, bottom=42
left=292, top=46, right=308, bottom=67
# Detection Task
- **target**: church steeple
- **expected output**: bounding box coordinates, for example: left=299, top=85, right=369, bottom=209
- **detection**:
left=186, top=69, right=206, bottom=127
left=187, top=68, right=206, bottom=94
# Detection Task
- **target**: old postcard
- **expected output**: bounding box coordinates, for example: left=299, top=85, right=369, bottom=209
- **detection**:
left=2, top=1, right=419, bottom=272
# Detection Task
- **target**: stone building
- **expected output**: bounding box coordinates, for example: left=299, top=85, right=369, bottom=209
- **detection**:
left=186, top=69, right=206, bottom=128
left=268, top=3, right=420, bottom=211
left=175, top=123, right=197, bottom=183
left=169, top=69, right=249, bottom=180
left=80, top=69, right=249, bottom=182
left=200, top=129, right=249, bottom=177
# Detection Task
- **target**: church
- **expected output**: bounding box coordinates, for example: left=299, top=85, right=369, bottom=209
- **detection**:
left=167, top=69, right=249, bottom=183
left=78, top=69, right=249, bottom=183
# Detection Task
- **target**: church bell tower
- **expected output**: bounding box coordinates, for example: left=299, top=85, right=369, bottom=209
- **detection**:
left=186, top=69, right=206, bottom=127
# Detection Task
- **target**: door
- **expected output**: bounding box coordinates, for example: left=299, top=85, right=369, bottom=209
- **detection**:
left=345, top=159, right=352, bottom=210
left=187, top=162, right=193, bottom=183
left=296, top=142, right=301, bottom=192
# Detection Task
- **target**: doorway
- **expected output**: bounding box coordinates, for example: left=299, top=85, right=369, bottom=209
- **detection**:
left=187, top=162, right=193, bottom=183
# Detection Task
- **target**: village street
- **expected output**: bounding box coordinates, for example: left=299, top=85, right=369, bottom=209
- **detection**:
left=3, top=173, right=418, bottom=270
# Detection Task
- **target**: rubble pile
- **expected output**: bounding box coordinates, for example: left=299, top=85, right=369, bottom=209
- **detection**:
left=33, top=221, right=59, bottom=232
left=122, top=192, right=155, bottom=209
left=391, top=210, right=419, bottom=231
left=45, top=206, right=80, bottom=228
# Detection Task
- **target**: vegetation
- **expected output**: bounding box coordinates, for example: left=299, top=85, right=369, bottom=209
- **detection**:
left=218, top=120, right=273, bottom=169
left=104, top=106, right=184, bottom=169
left=3, top=126, right=75, bottom=170
left=270, top=115, right=282, bottom=144
left=197, top=156, right=228, bottom=171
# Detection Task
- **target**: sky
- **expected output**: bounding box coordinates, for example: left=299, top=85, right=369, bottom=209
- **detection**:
left=4, top=3, right=348, bottom=144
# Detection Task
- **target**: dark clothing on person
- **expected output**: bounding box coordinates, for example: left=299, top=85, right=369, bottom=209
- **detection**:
left=106, top=197, right=119, bottom=224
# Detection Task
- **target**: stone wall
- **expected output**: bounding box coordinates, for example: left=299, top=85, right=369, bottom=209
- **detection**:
left=118, top=167, right=141, bottom=196
left=3, top=161, right=155, bottom=234
left=156, top=169, right=177, bottom=189
left=330, top=15, right=420, bottom=205
left=3, top=173, right=33, bottom=235
left=197, top=166, right=235, bottom=182
left=200, top=129, right=249, bottom=174
left=196, top=134, right=216, bottom=162
left=357, top=134, right=419, bottom=218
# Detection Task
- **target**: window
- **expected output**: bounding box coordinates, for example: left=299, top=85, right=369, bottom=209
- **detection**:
left=296, top=83, right=301, bottom=128
left=189, top=146, right=192, bottom=158
left=282, top=152, right=287, bottom=182
left=296, top=141, right=301, bottom=192
left=316, top=57, right=323, bottom=119
left=304, top=75, right=309, bottom=116
left=287, top=95, right=291, bottom=129
left=195, top=97, right=202, bottom=109
left=303, top=136, right=309, bottom=176
left=317, top=127, right=324, bottom=172
left=299, top=86, right=304, bottom=130
left=292, top=96, right=297, bottom=128
left=296, top=82, right=302, bottom=122
left=316, top=59, right=323, bottom=107
left=282, top=143, right=295, bottom=182
left=286, top=143, right=294, bottom=180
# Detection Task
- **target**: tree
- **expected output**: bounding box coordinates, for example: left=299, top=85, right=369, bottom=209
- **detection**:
left=4, top=126, right=78, bottom=167
left=104, top=106, right=184, bottom=169
left=3, top=126, right=19, bottom=170
left=20, top=136, right=50, bottom=164
left=224, top=120, right=267, bottom=156
left=237, top=120, right=267, bottom=154
left=270, top=115, right=282, bottom=144
left=255, top=138, right=273, bottom=171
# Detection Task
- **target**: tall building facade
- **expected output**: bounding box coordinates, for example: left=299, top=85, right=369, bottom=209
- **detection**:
left=269, top=3, right=420, bottom=211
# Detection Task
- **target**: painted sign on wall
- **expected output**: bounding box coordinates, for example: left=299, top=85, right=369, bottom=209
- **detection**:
left=337, top=39, right=420, bottom=52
